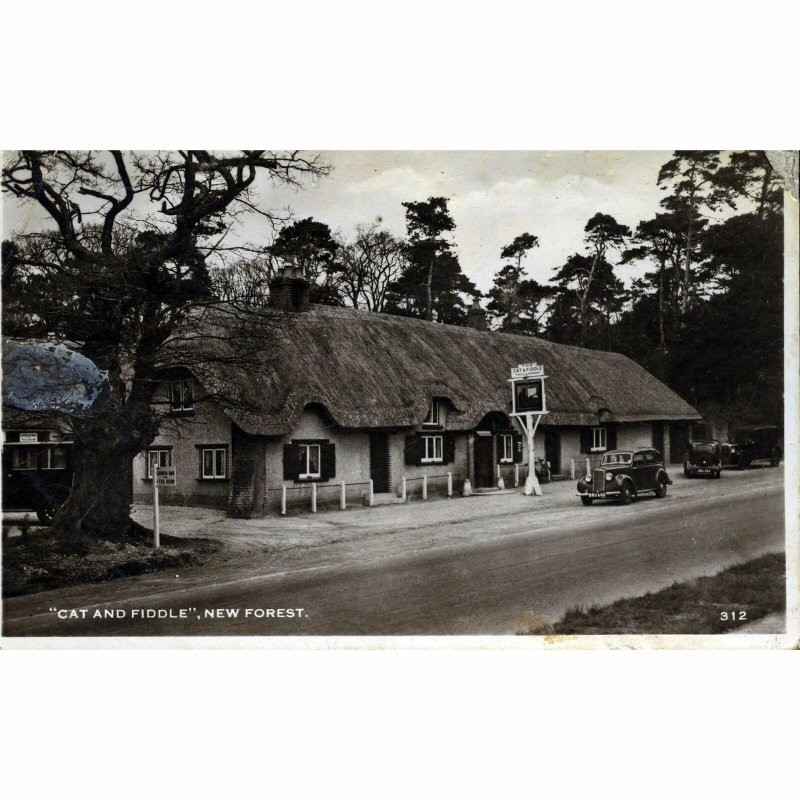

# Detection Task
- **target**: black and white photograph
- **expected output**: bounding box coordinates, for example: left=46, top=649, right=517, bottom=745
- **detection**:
left=1, top=148, right=796, bottom=643
left=2, top=6, right=800, bottom=800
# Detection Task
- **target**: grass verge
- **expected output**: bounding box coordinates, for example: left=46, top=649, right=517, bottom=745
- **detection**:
left=2, top=527, right=221, bottom=598
left=524, top=552, right=785, bottom=635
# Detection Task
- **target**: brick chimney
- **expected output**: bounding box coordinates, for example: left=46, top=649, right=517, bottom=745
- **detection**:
left=465, top=297, right=487, bottom=331
left=268, top=265, right=311, bottom=312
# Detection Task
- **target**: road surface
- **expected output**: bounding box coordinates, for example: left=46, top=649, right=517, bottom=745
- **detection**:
left=2, top=473, right=785, bottom=636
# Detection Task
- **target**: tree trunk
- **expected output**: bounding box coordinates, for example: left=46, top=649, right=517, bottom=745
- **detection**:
left=658, top=258, right=666, bottom=349
left=49, top=414, right=146, bottom=540
left=681, top=184, right=696, bottom=317
left=579, top=252, right=600, bottom=346
left=426, top=253, right=434, bottom=321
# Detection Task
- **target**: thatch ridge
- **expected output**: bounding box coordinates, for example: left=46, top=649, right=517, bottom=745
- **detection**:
left=191, top=303, right=700, bottom=436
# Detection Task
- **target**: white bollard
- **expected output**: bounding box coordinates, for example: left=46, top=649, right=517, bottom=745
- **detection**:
left=281, top=485, right=287, bottom=516
left=422, top=474, right=428, bottom=500
left=340, top=480, right=346, bottom=510
left=570, top=459, right=575, bottom=480
left=447, top=472, right=453, bottom=498
left=514, top=463, right=520, bottom=488
left=368, top=479, right=374, bottom=507
left=401, top=477, right=407, bottom=502
left=585, top=457, right=590, bottom=476
left=462, top=478, right=472, bottom=496
left=311, top=482, right=317, bottom=513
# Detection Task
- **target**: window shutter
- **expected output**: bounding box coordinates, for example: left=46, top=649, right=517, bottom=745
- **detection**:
left=404, top=434, right=422, bottom=466
left=321, top=443, right=336, bottom=480
left=513, top=432, right=524, bottom=463
left=607, top=426, right=617, bottom=451
left=283, top=443, right=301, bottom=481
left=580, top=428, right=591, bottom=453
left=443, top=433, right=456, bottom=464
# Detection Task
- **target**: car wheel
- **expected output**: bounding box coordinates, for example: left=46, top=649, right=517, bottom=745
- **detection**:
left=618, top=482, right=633, bottom=505
left=654, top=479, right=667, bottom=498
left=737, top=459, right=749, bottom=471
left=683, top=467, right=691, bottom=478
left=771, top=449, right=782, bottom=467
left=580, top=496, right=593, bottom=506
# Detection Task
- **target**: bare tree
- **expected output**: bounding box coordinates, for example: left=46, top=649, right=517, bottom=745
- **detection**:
left=2, top=150, right=329, bottom=538
left=337, top=224, right=407, bottom=311
left=211, top=250, right=277, bottom=307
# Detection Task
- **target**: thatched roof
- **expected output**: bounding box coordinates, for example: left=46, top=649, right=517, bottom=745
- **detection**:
left=193, top=304, right=699, bottom=435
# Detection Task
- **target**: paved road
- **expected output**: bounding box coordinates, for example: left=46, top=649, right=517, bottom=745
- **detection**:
left=4, top=470, right=785, bottom=637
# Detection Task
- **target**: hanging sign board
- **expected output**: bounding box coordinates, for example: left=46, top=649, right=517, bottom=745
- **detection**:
left=19, top=432, right=39, bottom=443
left=509, top=364, right=548, bottom=416
left=155, top=466, right=177, bottom=486
left=513, top=378, right=546, bottom=414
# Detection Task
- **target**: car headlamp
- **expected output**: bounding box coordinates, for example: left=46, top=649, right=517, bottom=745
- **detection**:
left=605, top=472, right=614, bottom=481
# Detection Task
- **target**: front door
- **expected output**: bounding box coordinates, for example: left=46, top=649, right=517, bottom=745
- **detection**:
left=474, top=434, right=494, bottom=489
left=369, top=433, right=390, bottom=493
left=544, top=428, right=560, bottom=475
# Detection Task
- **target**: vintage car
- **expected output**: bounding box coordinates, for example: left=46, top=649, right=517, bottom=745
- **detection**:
left=683, top=440, right=722, bottom=479
left=721, top=425, right=783, bottom=470
left=576, top=448, right=672, bottom=506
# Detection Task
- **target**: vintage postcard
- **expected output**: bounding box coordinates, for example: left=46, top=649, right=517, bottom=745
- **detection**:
left=1, top=149, right=797, bottom=647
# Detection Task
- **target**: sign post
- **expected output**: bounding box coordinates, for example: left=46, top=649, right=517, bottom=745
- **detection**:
left=509, top=363, right=548, bottom=497
left=153, top=465, right=176, bottom=548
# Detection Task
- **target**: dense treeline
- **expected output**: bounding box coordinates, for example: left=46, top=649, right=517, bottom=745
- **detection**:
left=205, top=151, right=782, bottom=427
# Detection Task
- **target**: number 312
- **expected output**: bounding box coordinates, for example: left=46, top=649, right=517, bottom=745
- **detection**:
left=720, top=611, right=747, bottom=621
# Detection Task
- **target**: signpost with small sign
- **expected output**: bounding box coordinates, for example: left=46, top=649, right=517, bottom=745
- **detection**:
left=509, top=362, right=549, bottom=496
left=152, top=466, right=176, bottom=548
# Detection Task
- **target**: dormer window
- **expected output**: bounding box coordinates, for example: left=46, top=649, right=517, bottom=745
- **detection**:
left=170, top=379, right=194, bottom=412
left=423, top=400, right=440, bottom=426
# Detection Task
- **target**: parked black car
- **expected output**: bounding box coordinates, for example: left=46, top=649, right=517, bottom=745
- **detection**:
left=683, top=440, right=722, bottom=479
left=576, top=448, right=672, bottom=506
left=721, top=425, right=782, bottom=470
left=2, top=437, right=73, bottom=523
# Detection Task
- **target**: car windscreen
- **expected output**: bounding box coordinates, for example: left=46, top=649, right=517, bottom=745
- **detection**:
left=601, top=453, right=632, bottom=465
left=731, top=430, right=752, bottom=444
left=692, top=443, right=719, bottom=455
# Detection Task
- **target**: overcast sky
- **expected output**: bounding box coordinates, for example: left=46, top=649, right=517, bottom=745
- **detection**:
left=3, top=150, right=699, bottom=293
left=260, top=150, right=675, bottom=292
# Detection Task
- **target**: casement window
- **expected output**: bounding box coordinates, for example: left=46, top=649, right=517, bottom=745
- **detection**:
left=421, top=435, right=444, bottom=463
left=11, top=447, right=37, bottom=470
left=146, top=449, right=172, bottom=479
left=500, top=434, right=514, bottom=463
left=201, top=447, right=227, bottom=480
left=404, top=432, right=455, bottom=466
left=423, top=400, right=440, bottom=426
left=591, top=427, right=607, bottom=452
left=299, top=444, right=321, bottom=479
left=42, top=446, right=67, bottom=470
left=170, top=379, right=194, bottom=412
left=283, top=441, right=336, bottom=482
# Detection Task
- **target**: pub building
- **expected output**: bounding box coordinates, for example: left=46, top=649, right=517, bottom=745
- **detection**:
left=132, top=267, right=700, bottom=517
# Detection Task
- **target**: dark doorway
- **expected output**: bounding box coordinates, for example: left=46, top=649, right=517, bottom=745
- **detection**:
left=652, top=422, right=665, bottom=459
left=474, top=434, right=494, bottom=488
left=669, top=422, right=690, bottom=464
left=544, top=428, right=560, bottom=474
left=369, top=433, right=390, bottom=493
